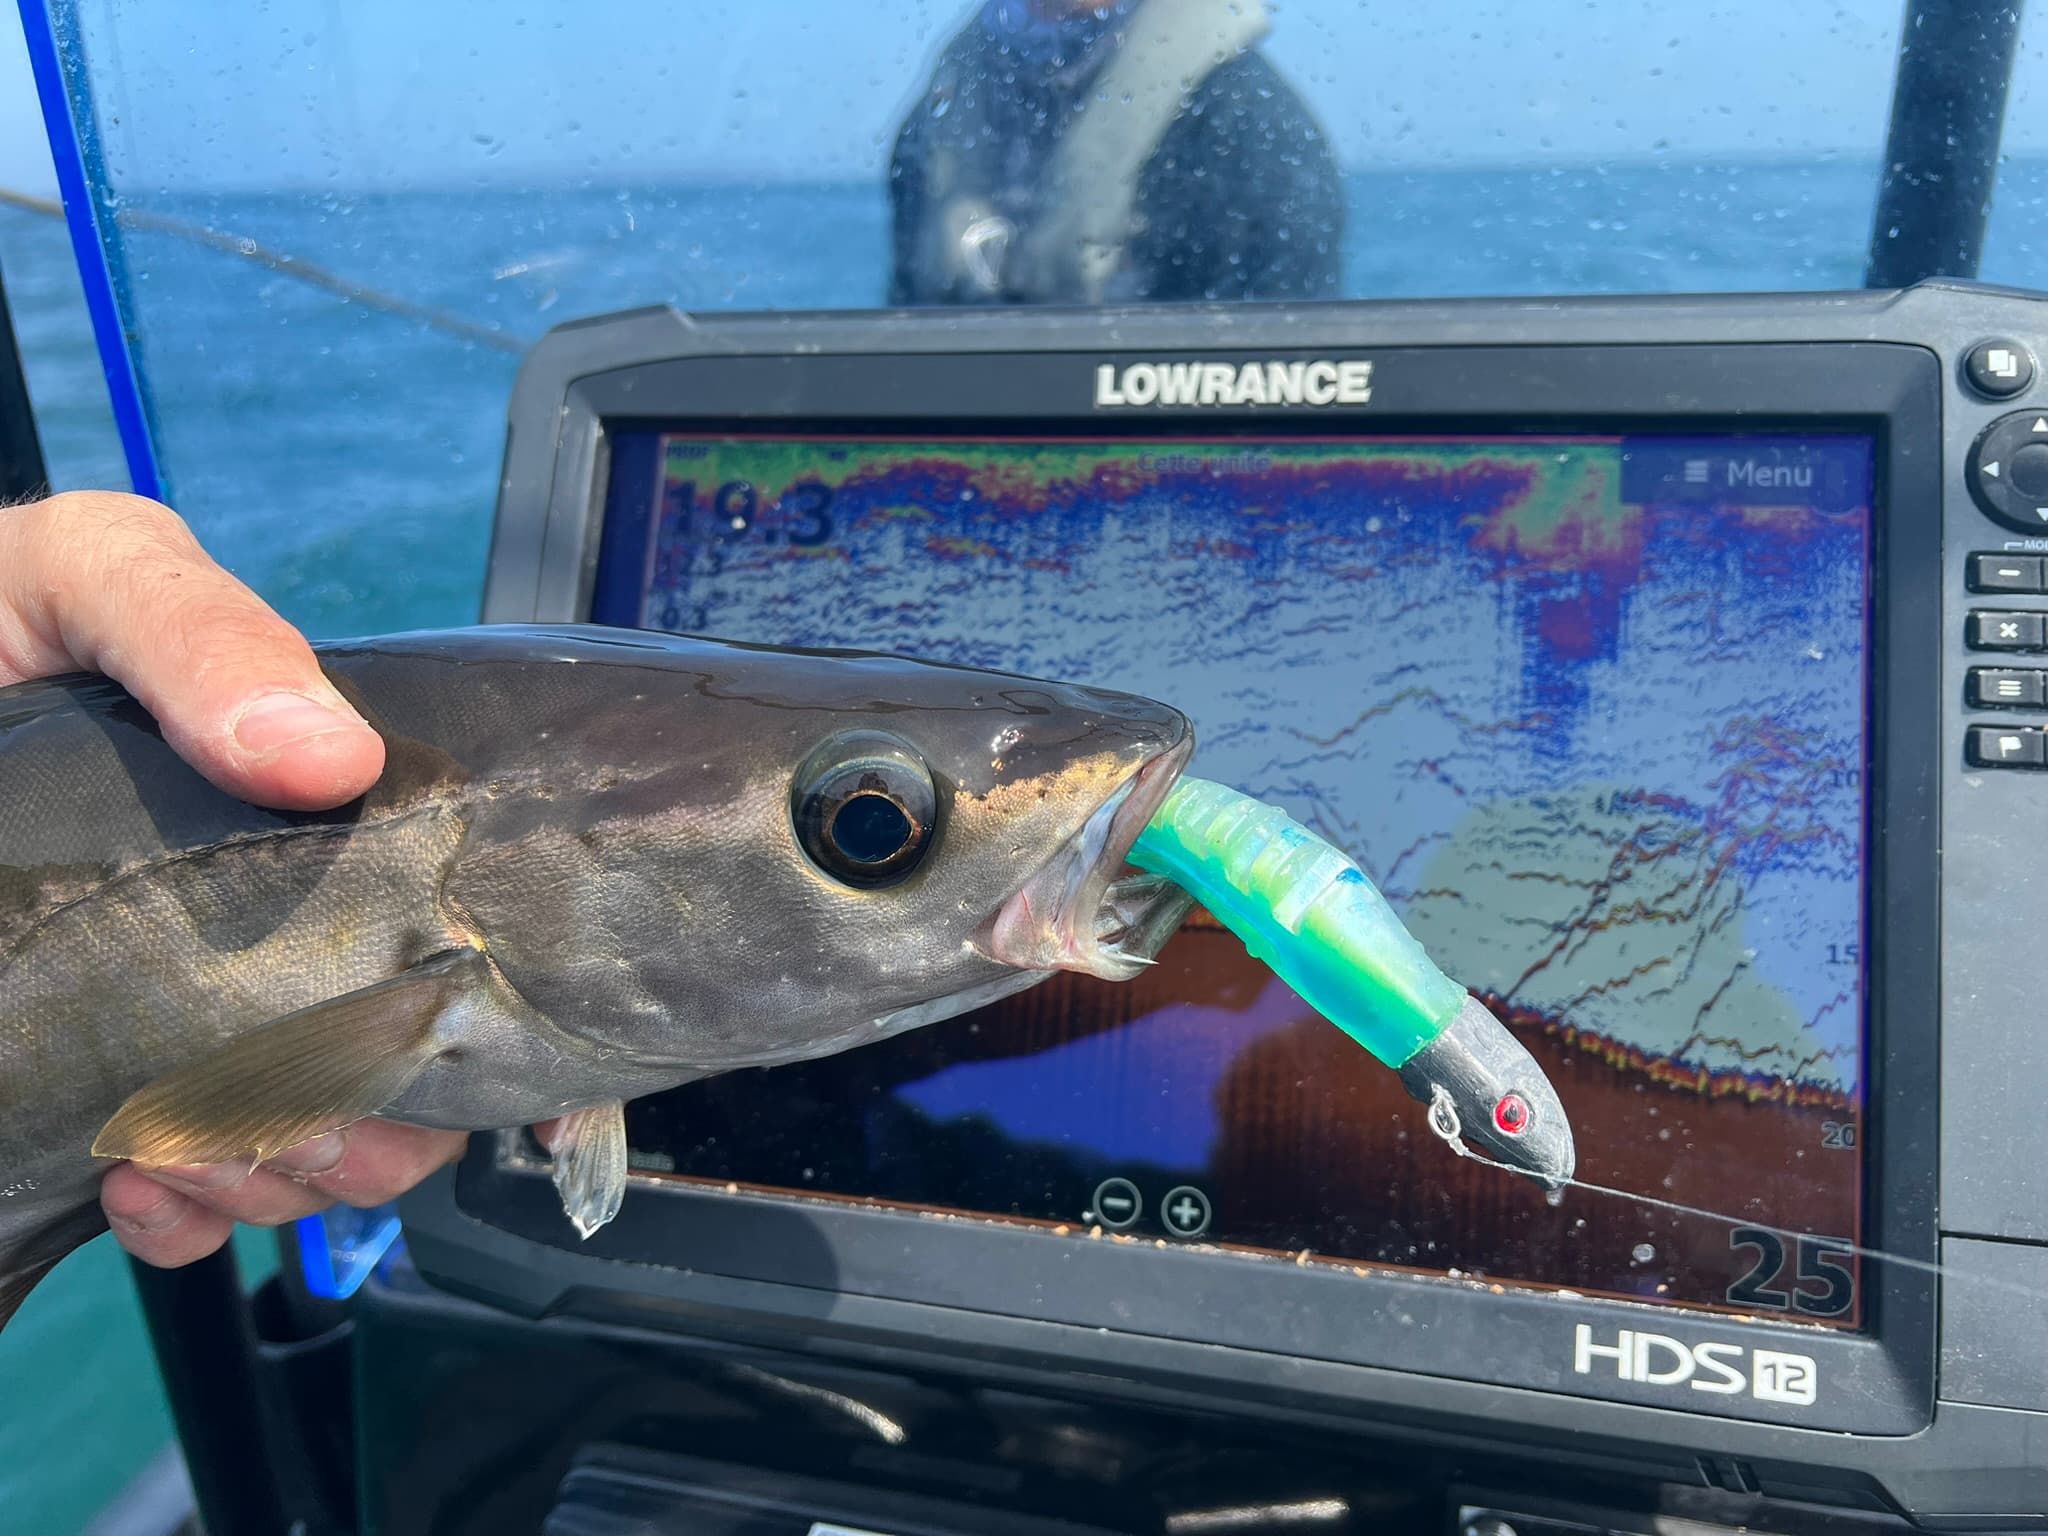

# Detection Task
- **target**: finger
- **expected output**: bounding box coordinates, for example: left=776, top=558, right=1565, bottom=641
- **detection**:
left=0, top=492, right=385, bottom=810
left=286, top=1121, right=469, bottom=1209
left=139, top=1162, right=336, bottom=1229
left=101, top=1163, right=237, bottom=1267
left=139, top=1122, right=467, bottom=1220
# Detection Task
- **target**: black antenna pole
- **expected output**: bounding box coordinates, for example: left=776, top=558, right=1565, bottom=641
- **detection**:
left=1866, top=0, right=2027, bottom=288
left=0, top=257, right=51, bottom=501
left=128, top=1249, right=297, bottom=1536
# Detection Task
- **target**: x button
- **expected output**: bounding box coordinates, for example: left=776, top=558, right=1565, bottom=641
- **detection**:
left=1970, top=611, right=2046, bottom=650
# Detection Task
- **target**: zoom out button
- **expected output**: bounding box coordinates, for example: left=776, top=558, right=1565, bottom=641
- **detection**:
left=1090, top=1177, right=1141, bottom=1231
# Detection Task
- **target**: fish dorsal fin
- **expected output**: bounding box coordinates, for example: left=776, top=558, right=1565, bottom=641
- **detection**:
left=93, top=948, right=489, bottom=1168
left=545, top=1100, right=628, bottom=1239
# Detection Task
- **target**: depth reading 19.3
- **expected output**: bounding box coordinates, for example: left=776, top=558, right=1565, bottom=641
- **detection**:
left=661, top=479, right=836, bottom=548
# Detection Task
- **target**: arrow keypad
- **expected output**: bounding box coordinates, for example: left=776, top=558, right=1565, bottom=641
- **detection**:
left=1968, top=411, right=2048, bottom=531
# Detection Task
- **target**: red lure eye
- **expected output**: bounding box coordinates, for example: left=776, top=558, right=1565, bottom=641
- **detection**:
left=1493, top=1093, right=1531, bottom=1136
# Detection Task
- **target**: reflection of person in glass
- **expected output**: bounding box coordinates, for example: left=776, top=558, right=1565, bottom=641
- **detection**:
left=889, top=0, right=1343, bottom=306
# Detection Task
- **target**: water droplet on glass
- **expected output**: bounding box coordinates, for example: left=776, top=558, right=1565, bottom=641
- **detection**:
left=1632, top=1242, right=1656, bottom=1264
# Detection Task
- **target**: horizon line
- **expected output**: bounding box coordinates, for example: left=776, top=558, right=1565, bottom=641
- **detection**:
left=10, top=146, right=2044, bottom=206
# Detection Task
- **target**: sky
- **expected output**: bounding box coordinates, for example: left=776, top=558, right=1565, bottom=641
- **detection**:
left=1, top=1, right=2045, bottom=196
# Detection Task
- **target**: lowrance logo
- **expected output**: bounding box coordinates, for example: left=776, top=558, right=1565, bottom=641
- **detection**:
left=1572, top=1325, right=1817, bottom=1406
left=1093, top=359, right=1372, bottom=409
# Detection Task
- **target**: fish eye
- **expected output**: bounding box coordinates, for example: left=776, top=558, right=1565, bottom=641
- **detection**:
left=791, top=731, right=937, bottom=888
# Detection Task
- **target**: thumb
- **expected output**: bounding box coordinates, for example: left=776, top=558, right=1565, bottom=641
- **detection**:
left=0, top=492, right=386, bottom=810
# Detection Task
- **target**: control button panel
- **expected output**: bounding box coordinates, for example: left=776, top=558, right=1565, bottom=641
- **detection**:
left=1967, top=610, right=2047, bottom=650
left=1968, top=725, right=2048, bottom=769
left=1965, top=338, right=2037, bottom=400
left=1970, top=668, right=2048, bottom=708
left=1962, top=529, right=2048, bottom=758
left=1969, top=553, right=2046, bottom=593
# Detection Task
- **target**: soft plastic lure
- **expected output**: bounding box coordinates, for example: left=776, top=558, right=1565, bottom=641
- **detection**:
left=1130, top=777, right=1575, bottom=1188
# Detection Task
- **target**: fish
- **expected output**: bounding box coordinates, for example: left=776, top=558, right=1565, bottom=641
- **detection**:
left=0, top=625, right=1195, bottom=1329
left=1130, top=775, right=1576, bottom=1187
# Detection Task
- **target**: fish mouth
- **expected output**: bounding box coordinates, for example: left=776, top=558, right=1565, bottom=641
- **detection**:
left=976, top=733, right=1196, bottom=982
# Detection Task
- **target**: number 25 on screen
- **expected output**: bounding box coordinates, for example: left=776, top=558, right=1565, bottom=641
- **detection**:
left=1727, top=1228, right=1855, bottom=1318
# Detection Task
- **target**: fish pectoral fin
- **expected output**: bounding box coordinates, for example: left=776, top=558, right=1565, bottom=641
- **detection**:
left=92, top=948, right=489, bottom=1168
left=544, top=1099, right=628, bottom=1240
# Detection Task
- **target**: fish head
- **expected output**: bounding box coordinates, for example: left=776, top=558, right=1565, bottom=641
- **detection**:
left=768, top=655, right=1196, bottom=996
left=431, top=632, right=1199, bottom=1068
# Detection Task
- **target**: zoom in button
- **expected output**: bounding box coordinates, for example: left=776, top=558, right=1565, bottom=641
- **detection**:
left=1160, top=1186, right=1213, bottom=1239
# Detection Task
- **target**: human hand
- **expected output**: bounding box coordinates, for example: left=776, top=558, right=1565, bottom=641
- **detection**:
left=0, top=491, right=469, bottom=1266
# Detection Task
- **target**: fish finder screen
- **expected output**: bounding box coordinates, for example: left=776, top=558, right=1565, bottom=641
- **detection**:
left=590, top=429, right=1874, bottom=1328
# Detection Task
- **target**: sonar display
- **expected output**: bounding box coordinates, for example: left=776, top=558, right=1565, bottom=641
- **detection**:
left=595, top=431, right=1875, bottom=1327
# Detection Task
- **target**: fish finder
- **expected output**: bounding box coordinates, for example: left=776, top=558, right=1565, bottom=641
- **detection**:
left=386, top=283, right=2048, bottom=1530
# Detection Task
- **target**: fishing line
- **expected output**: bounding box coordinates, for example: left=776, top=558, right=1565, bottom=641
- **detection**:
left=1424, top=1086, right=2045, bottom=1304
left=0, top=186, right=524, bottom=354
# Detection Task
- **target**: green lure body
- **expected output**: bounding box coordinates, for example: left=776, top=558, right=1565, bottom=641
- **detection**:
left=1129, top=776, right=1470, bottom=1069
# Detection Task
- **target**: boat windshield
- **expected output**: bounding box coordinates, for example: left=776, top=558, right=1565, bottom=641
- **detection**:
left=1, top=1, right=2044, bottom=630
